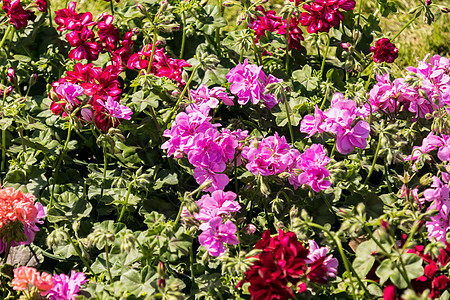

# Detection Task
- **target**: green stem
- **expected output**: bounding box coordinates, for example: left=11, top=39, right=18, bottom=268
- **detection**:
left=391, top=13, right=419, bottom=42
left=180, top=11, right=187, bottom=59
left=162, top=64, right=201, bottom=129
left=364, top=132, right=382, bottom=186
left=101, top=143, right=108, bottom=197
left=2, top=241, right=11, bottom=264
left=146, top=30, right=158, bottom=75
left=105, top=242, right=113, bottom=282
left=320, top=35, right=331, bottom=78
left=283, top=98, right=294, bottom=144
left=1, top=129, right=5, bottom=172
left=239, top=48, right=244, bottom=64
left=0, top=25, right=12, bottom=52
left=1, top=91, right=6, bottom=172
left=64, top=231, right=95, bottom=274
left=364, top=66, right=374, bottom=90
left=189, top=245, right=195, bottom=286
left=117, top=180, right=134, bottom=222
left=306, top=222, right=370, bottom=299
left=320, top=82, right=330, bottom=110
left=173, top=200, right=184, bottom=227
left=47, top=0, right=53, bottom=27
left=49, top=121, right=73, bottom=209
left=109, top=0, right=114, bottom=16
left=285, top=11, right=293, bottom=75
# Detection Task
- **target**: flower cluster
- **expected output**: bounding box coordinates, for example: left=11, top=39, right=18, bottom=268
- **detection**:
left=226, top=59, right=281, bottom=110
left=248, top=6, right=303, bottom=50
left=12, top=267, right=87, bottom=300
left=196, top=190, right=241, bottom=256
left=405, top=132, right=450, bottom=167
left=301, top=93, right=370, bottom=154
left=242, top=134, right=332, bottom=192
left=162, top=86, right=247, bottom=192
left=12, top=266, right=53, bottom=297
left=50, top=63, right=132, bottom=132
left=0, top=187, right=46, bottom=254
left=421, top=175, right=450, bottom=242
left=370, top=38, right=399, bottom=63
left=380, top=243, right=450, bottom=299
left=1, top=0, right=38, bottom=30
left=299, top=0, right=356, bottom=34
left=369, top=54, right=450, bottom=120
left=244, top=230, right=338, bottom=300
left=128, top=44, right=191, bottom=86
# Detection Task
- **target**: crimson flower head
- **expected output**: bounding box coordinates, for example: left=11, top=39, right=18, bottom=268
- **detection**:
left=98, top=15, right=120, bottom=51
left=370, top=38, right=399, bottom=63
left=54, top=1, right=95, bottom=32
left=2, top=0, right=35, bottom=30
left=299, top=0, right=356, bottom=33
left=289, top=0, right=304, bottom=5
left=34, top=0, right=47, bottom=12
left=66, top=27, right=102, bottom=61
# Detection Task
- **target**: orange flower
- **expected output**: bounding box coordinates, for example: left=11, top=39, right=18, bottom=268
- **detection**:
left=12, top=266, right=38, bottom=291
left=0, top=187, right=37, bottom=228
left=11, top=266, right=54, bottom=296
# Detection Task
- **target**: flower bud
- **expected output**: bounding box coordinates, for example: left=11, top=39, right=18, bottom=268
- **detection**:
left=120, top=230, right=135, bottom=253
left=7, top=68, right=16, bottom=84
left=341, top=43, right=351, bottom=51
left=243, top=224, right=257, bottom=234
left=442, top=8, right=450, bottom=13
left=356, top=203, right=365, bottom=216
left=29, top=73, right=38, bottom=86
left=425, top=0, right=431, bottom=5
left=47, top=228, right=68, bottom=249
left=289, top=207, right=298, bottom=219
left=137, top=4, right=148, bottom=16
left=158, top=278, right=166, bottom=289
left=158, top=262, right=166, bottom=277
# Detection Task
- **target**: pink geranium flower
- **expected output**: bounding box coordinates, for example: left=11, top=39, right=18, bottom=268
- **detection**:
left=198, top=217, right=239, bottom=256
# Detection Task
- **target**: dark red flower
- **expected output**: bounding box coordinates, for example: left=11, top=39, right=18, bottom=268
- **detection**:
left=299, top=0, right=356, bottom=34
left=97, top=15, right=120, bottom=51
left=66, top=27, right=102, bottom=61
left=35, top=0, right=47, bottom=12
left=2, top=0, right=35, bottom=30
left=370, top=38, right=399, bottom=63
left=54, top=1, right=95, bottom=32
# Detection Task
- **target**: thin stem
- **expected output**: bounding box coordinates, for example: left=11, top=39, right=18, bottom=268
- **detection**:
left=49, top=121, right=73, bottom=209
left=109, top=0, right=114, bottom=16
left=320, top=35, right=331, bottom=78
left=180, top=11, right=187, bottom=59
left=239, top=48, right=244, bottom=64
left=2, top=241, right=11, bottom=264
left=162, top=64, right=201, bottom=129
left=101, top=143, right=108, bottom=197
left=320, top=82, right=330, bottom=110
left=306, top=222, right=370, bottom=299
left=0, top=25, right=12, bottom=52
left=283, top=98, right=294, bottom=143
left=364, top=133, right=382, bottom=186
left=173, top=200, right=184, bottom=227
left=189, top=245, right=195, bottom=286
left=118, top=180, right=134, bottom=222
left=364, top=67, right=374, bottom=90
left=285, top=11, right=293, bottom=75
left=391, top=13, right=419, bottom=42
left=146, top=30, right=158, bottom=75
left=47, top=0, right=53, bottom=27
left=1, top=91, right=6, bottom=172
left=64, top=231, right=95, bottom=274
left=105, top=242, right=113, bottom=282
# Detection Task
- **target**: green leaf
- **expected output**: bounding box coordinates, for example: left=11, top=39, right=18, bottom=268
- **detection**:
left=47, top=191, right=92, bottom=223
left=292, top=65, right=319, bottom=91
left=375, top=259, right=395, bottom=286
left=119, top=266, right=158, bottom=297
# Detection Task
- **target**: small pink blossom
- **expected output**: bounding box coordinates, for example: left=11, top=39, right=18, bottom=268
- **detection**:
left=198, top=217, right=239, bottom=256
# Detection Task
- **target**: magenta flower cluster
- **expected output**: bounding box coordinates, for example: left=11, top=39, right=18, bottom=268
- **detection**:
left=248, top=6, right=303, bottom=51
left=299, top=0, right=356, bottom=34
left=369, top=54, right=450, bottom=119
left=128, top=43, right=191, bottom=86
left=194, top=190, right=241, bottom=256
left=421, top=175, right=450, bottom=242
left=242, top=134, right=332, bottom=192
left=162, top=85, right=247, bottom=192
left=48, top=270, right=88, bottom=300
left=226, top=59, right=281, bottom=110
left=405, top=132, right=450, bottom=167
left=301, top=93, right=370, bottom=155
